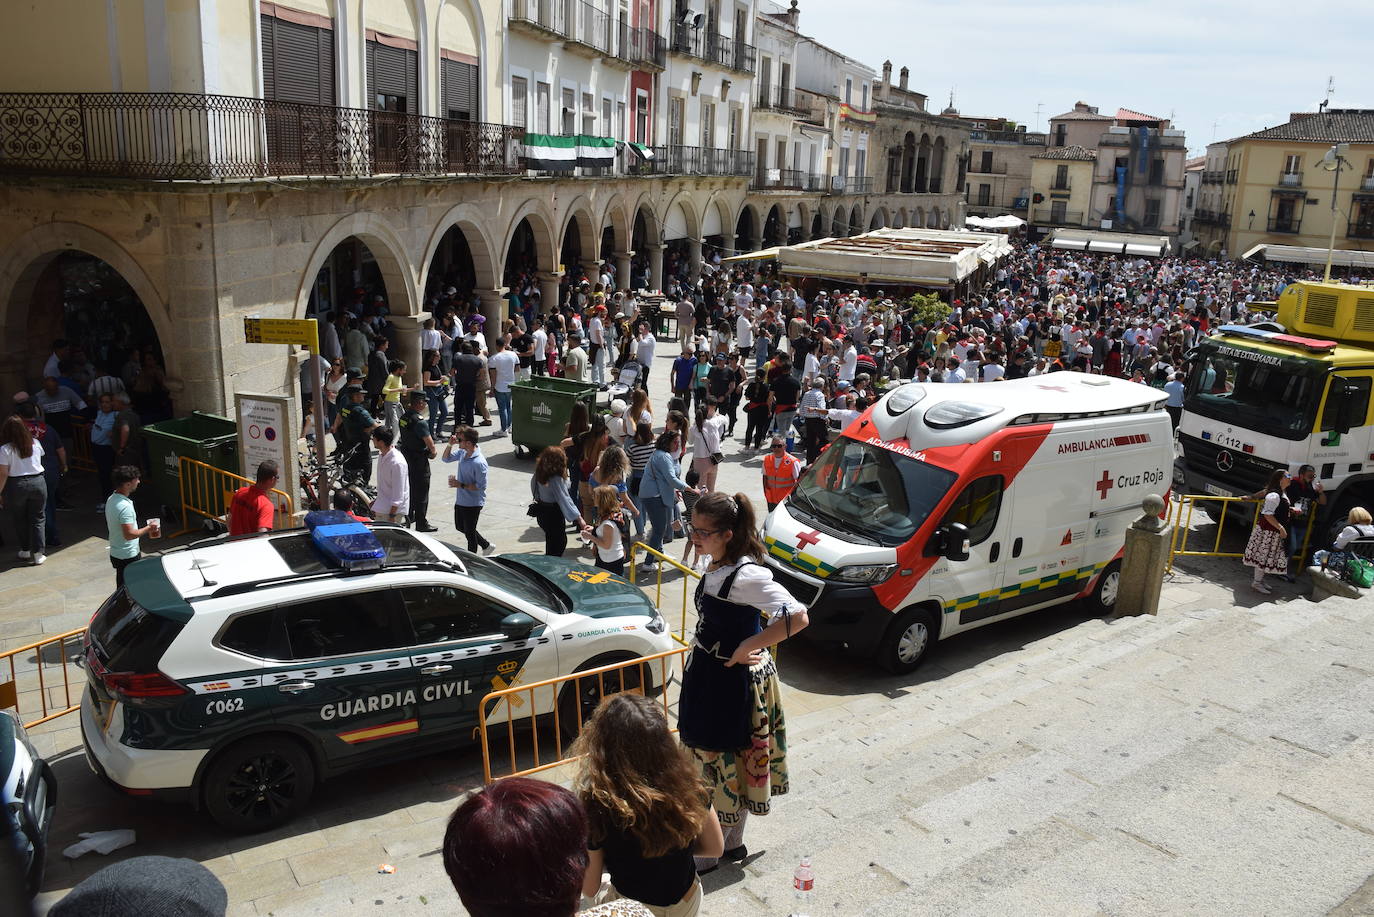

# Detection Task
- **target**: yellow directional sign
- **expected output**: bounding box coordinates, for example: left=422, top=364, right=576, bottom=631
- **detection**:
left=244, top=317, right=318, bottom=348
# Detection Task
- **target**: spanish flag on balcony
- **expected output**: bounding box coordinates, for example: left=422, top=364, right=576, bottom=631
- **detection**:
left=839, top=103, right=876, bottom=124
left=521, top=134, right=617, bottom=170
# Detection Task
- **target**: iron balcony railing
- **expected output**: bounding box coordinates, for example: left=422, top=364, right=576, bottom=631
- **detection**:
left=628, top=144, right=753, bottom=177
left=615, top=22, right=666, bottom=68
left=829, top=175, right=874, bottom=194
left=1034, top=208, right=1083, bottom=225
left=968, top=162, right=1007, bottom=174
left=751, top=167, right=804, bottom=191
left=1361, top=176, right=1374, bottom=192
left=1267, top=216, right=1301, bottom=234
left=804, top=172, right=826, bottom=191
left=1347, top=218, right=1374, bottom=239
left=668, top=23, right=756, bottom=73
left=1051, top=180, right=1071, bottom=191
left=1277, top=172, right=1303, bottom=187
left=1194, top=208, right=1215, bottom=224
left=970, top=129, right=1047, bottom=145
left=1099, top=132, right=1186, bottom=149
left=0, top=91, right=521, bottom=180
left=1226, top=169, right=1238, bottom=184
left=1202, top=169, right=1224, bottom=183
left=756, top=85, right=804, bottom=114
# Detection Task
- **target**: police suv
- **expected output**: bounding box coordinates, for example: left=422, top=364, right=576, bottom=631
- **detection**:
left=79, top=516, right=673, bottom=831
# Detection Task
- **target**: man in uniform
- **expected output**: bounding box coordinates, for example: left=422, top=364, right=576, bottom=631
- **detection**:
left=398, top=390, right=438, bottom=531
left=761, top=436, right=802, bottom=512
left=339, top=385, right=378, bottom=486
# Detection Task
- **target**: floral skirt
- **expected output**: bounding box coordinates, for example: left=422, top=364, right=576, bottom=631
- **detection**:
left=686, top=651, right=788, bottom=825
left=1243, top=525, right=1288, bottom=574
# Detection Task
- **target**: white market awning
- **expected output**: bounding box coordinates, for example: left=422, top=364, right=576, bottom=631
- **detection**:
left=965, top=214, right=1027, bottom=230
left=1052, top=239, right=1088, bottom=251
left=1088, top=240, right=1125, bottom=254
left=1243, top=243, right=1374, bottom=269
left=722, top=246, right=783, bottom=263
left=1124, top=242, right=1165, bottom=257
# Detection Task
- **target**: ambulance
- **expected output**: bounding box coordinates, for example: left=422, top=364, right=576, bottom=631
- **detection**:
left=761, top=374, right=1174, bottom=673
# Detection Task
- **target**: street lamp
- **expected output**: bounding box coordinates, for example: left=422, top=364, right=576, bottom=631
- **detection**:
left=1248, top=209, right=1256, bottom=230
left=1320, top=142, right=1350, bottom=283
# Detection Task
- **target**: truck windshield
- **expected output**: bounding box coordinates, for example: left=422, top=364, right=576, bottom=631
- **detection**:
left=1184, top=341, right=1325, bottom=441
left=789, top=436, right=957, bottom=546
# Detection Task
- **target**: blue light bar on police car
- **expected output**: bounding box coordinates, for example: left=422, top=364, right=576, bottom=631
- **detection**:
left=304, top=511, right=386, bottom=571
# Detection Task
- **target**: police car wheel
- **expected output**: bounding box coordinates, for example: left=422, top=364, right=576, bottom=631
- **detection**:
left=557, top=654, right=644, bottom=740
left=878, top=608, right=936, bottom=675
left=203, top=736, right=316, bottom=833
left=1087, top=561, right=1122, bottom=615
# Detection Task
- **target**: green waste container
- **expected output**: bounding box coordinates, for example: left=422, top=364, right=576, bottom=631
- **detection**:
left=510, top=377, right=599, bottom=459
left=142, top=411, right=239, bottom=520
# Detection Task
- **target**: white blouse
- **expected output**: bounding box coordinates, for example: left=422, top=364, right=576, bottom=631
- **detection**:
left=0, top=441, right=44, bottom=477
left=701, top=559, right=806, bottom=626
left=688, top=414, right=727, bottom=459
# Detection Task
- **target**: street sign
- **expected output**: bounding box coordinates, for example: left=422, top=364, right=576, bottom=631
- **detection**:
left=244, top=318, right=318, bottom=347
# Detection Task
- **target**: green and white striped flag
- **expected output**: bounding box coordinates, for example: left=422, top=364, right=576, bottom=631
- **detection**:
left=521, top=134, right=616, bottom=170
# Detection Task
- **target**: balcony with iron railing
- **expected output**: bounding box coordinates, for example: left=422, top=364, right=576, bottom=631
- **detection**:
left=1267, top=216, right=1302, bottom=234
left=751, top=167, right=804, bottom=191
left=829, top=175, right=874, bottom=194
left=968, top=162, right=1008, bottom=175
left=1194, top=208, right=1215, bottom=224
left=970, top=129, right=1047, bottom=145
left=1051, top=180, right=1071, bottom=191
left=0, top=91, right=522, bottom=181
left=612, top=22, right=666, bottom=70
left=755, top=85, right=805, bottom=115
left=625, top=144, right=753, bottom=177
left=1033, top=208, right=1083, bottom=226
left=668, top=22, right=756, bottom=73
left=1348, top=217, right=1374, bottom=239
left=1360, top=175, right=1374, bottom=192
left=1218, top=211, right=1231, bottom=228
left=1226, top=169, right=1238, bottom=184
left=1099, top=132, right=1186, bottom=149
left=1201, top=169, right=1224, bottom=184
left=1277, top=171, right=1303, bottom=188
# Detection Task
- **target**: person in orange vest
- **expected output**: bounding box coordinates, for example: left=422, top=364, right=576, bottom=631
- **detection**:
left=761, top=435, right=803, bottom=512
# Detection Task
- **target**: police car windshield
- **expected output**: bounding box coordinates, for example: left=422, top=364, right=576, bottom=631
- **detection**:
left=1184, top=341, right=1324, bottom=441
left=791, top=437, right=957, bottom=546
left=447, top=548, right=570, bottom=613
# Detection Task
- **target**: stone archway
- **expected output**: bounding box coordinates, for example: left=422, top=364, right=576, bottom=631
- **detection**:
left=763, top=204, right=786, bottom=247
left=294, top=212, right=417, bottom=321
left=849, top=204, right=863, bottom=236
left=418, top=202, right=500, bottom=298
left=869, top=207, right=889, bottom=231
left=735, top=205, right=761, bottom=253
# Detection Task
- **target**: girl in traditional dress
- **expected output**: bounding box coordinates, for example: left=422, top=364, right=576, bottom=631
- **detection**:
left=678, top=492, right=809, bottom=873
left=1244, top=469, right=1292, bottom=594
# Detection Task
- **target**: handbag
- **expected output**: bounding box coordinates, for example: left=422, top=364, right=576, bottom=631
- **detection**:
left=1348, top=555, right=1374, bottom=589
left=527, top=502, right=540, bottom=518
left=709, top=451, right=724, bottom=465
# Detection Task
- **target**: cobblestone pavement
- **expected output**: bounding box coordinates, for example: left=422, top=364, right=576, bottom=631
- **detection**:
left=5, top=351, right=1372, bottom=915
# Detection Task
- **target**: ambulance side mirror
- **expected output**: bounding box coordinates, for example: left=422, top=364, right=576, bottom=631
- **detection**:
left=944, top=523, right=971, bottom=562
left=1330, top=381, right=1363, bottom=435
left=500, top=612, right=537, bottom=639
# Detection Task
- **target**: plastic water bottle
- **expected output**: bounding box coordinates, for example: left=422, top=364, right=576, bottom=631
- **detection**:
left=790, top=855, right=814, bottom=917
left=785, top=432, right=795, bottom=452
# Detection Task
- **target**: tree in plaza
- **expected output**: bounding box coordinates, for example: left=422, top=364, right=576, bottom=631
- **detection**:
left=905, top=292, right=951, bottom=327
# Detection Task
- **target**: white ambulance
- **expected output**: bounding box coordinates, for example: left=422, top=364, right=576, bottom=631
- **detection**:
left=761, top=374, right=1174, bottom=673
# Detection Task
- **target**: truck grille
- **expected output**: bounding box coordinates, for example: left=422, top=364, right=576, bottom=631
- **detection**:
left=1179, top=433, right=1284, bottom=495
left=766, top=558, right=823, bottom=607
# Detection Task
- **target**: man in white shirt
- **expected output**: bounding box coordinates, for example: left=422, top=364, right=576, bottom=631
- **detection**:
left=588, top=308, right=606, bottom=386
left=838, top=338, right=858, bottom=383
left=487, top=338, right=520, bottom=435
left=369, top=427, right=410, bottom=523
left=531, top=316, right=549, bottom=376
left=42, top=339, right=68, bottom=381
left=676, top=295, right=695, bottom=348
left=736, top=311, right=754, bottom=362
left=632, top=323, right=656, bottom=392
left=944, top=357, right=967, bottom=384
left=563, top=333, right=588, bottom=382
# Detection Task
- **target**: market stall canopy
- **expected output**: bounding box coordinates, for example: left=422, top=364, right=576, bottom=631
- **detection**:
left=1242, top=243, right=1374, bottom=269
left=965, top=214, right=1027, bottom=230
left=1049, top=229, right=1170, bottom=258
left=722, top=229, right=1012, bottom=287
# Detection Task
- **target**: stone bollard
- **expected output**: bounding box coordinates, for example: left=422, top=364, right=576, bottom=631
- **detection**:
left=1114, top=494, right=1172, bottom=618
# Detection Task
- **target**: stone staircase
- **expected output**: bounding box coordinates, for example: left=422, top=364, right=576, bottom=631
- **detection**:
left=706, top=592, right=1374, bottom=916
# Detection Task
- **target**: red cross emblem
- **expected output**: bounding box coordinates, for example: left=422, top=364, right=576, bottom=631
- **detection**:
left=1035, top=384, right=1070, bottom=392
left=1095, top=470, right=1114, bottom=500
left=796, top=530, right=821, bottom=550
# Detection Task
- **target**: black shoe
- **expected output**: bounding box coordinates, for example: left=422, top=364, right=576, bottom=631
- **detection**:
left=722, top=845, right=747, bottom=862
left=417, top=523, right=439, bottom=533
left=696, top=864, right=718, bottom=876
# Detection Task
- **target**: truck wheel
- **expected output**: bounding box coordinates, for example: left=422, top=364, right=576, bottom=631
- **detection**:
left=203, top=736, right=315, bottom=833
left=878, top=607, right=937, bottom=675
left=557, top=654, right=643, bottom=740
left=1086, top=560, right=1122, bottom=615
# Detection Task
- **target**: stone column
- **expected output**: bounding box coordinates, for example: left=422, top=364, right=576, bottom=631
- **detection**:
left=720, top=232, right=737, bottom=259
left=686, top=237, right=703, bottom=284
left=475, top=288, right=508, bottom=352
left=538, top=271, right=563, bottom=320
left=388, top=313, right=430, bottom=387
left=1115, top=494, right=1172, bottom=618
left=614, top=251, right=634, bottom=292
left=646, top=244, right=665, bottom=293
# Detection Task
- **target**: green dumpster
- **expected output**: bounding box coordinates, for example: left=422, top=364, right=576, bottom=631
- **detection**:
left=510, top=376, right=599, bottom=459
left=142, top=411, right=238, bottom=520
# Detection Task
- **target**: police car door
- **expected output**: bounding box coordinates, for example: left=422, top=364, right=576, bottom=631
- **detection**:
left=931, top=473, right=1013, bottom=636
left=398, top=584, right=549, bottom=740
left=265, top=588, right=421, bottom=768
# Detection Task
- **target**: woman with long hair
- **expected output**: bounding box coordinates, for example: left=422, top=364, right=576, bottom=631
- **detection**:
left=0, top=415, right=48, bottom=565
left=637, top=430, right=697, bottom=569
left=625, top=422, right=655, bottom=541
left=579, top=420, right=611, bottom=509
left=576, top=694, right=724, bottom=915
left=688, top=404, right=726, bottom=493
left=627, top=388, right=653, bottom=429
left=679, top=491, right=808, bottom=872
left=1243, top=468, right=1293, bottom=594
left=531, top=446, right=586, bottom=557
left=422, top=348, right=449, bottom=438
left=590, top=444, right=639, bottom=533
left=323, top=358, right=348, bottom=428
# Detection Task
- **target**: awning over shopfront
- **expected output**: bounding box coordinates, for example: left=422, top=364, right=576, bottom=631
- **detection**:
left=722, top=246, right=784, bottom=263
left=722, top=228, right=1012, bottom=288
left=1049, top=229, right=1169, bottom=258
left=965, top=214, right=1027, bottom=230
left=1242, top=243, right=1374, bottom=269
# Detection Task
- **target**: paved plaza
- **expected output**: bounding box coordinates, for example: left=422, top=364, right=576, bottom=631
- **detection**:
left=6, top=351, right=1374, bottom=916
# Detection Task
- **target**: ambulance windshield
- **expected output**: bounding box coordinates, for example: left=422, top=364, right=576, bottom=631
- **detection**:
left=1183, top=341, right=1324, bottom=441
left=790, top=437, right=957, bottom=546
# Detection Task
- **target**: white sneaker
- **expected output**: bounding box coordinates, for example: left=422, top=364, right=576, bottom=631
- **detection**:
left=32, top=554, right=46, bottom=566
left=16, top=550, right=30, bottom=561
left=1252, top=581, right=1272, bottom=594
left=481, top=544, right=497, bottom=556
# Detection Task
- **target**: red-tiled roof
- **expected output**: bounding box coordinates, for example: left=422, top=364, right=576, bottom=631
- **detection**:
left=1116, top=107, right=1165, bottom=123
left=1032, top=145, right=1098, bottom=161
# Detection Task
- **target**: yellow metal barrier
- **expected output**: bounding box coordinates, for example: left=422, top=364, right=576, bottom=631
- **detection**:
left=68, top=421, right=96, bottom=473
left=175, top=456, right=294, bottom=536
left=627, top=541, right=701, bottom=642
left=478, top=645, right=688, bottom=783
left=1167, top=493, right=1316, bottom=573
left=0, top=627, right=88, bottom=728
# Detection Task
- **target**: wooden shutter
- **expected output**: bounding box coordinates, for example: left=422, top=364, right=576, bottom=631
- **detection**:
left=440, top=58, right=479, bottom=121
left=367, top=40, right=418, bottom=111
left=261, top=12, right=335, bottom=106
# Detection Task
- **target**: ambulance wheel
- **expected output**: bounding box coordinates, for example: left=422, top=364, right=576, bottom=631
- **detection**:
left=878, top=607, right=937, bottom=675
left=1087, top=561, right=1122, bottom=615
left=203, top=736, right=316, bottom=833
left=557, top=653, right=643, bottom=740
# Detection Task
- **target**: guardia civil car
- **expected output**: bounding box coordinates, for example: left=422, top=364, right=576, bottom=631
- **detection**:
left=79, top=519, right=673, bottom=832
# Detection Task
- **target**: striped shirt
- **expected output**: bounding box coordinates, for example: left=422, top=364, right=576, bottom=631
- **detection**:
left=625, top=440, right=656, bottom=473
left=800, top=387, right=828, bottom=417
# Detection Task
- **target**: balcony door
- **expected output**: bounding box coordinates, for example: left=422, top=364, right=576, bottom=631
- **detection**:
left=260, top=9, right=336, bottom=173
left=366, top=37, right=420, bottom=171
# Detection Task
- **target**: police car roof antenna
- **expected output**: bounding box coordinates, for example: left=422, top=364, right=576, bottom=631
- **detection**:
left=188, top=552, right=218, bottom=588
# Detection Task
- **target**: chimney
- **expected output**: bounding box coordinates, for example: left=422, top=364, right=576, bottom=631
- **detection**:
left=878, top=60, right=891, bottom=102
left=899, top=66, right=909, bottom=91
left=786, top=0, right=799, bottom=27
